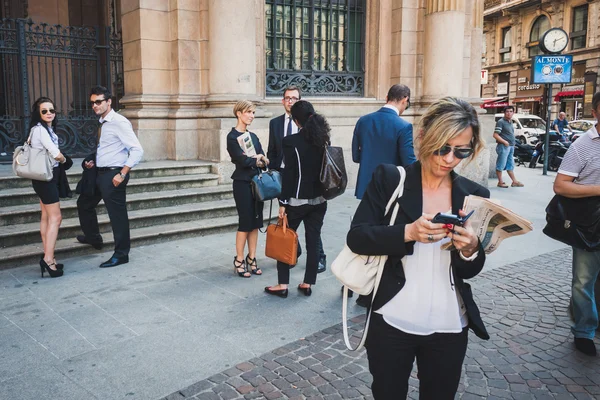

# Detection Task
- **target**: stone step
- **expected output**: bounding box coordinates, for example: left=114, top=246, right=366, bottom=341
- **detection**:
left=0, top=186, right=234, bottom=226
left=0, top=205, right=278, bottom=270
left=0, top=199, right=240, bottom=247
left=0, top=160, right=214, bottom=190
left=0, top=173, right=220, bottom=207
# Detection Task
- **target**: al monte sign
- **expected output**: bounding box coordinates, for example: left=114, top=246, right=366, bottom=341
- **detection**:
left=531, top=55, right=573, bottom=84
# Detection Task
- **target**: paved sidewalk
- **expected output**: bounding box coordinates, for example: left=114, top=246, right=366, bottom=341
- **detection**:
left=0, top=165, right=590, bottom=400
left=163, top=248, right=600, bottom=400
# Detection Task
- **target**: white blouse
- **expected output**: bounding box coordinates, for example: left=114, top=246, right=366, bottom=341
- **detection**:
left=29, top=124, right=60, bottom=167
left=376, top=237, right=468, bottom=335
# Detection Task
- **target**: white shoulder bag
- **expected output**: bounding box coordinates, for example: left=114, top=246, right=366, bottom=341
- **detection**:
left=331, top=166, right=406, bottom=351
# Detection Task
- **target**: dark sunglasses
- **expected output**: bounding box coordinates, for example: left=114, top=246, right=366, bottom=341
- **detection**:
left=433, top=145, right=474, bottom=159
left=90, top=99, right=107, bottom=106
left=41, top=109, right=56, bottom=115
left=405, top=98, right=410, bottom=110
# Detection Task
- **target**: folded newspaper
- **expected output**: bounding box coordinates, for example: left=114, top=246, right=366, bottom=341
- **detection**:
left=237, top=132, right=257, bottom=157
left=441, top=195, right=533, bottom=254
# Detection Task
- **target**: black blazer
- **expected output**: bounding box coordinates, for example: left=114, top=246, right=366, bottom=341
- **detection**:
left=267, top=114, right=286, bottom=171
left=226, top=128, right=265, bottom=182
left=76, top=153, right=97, bottom=196
left=280, top=130, right=325, bottom=202
left=347, top=162, right=491, bottom=340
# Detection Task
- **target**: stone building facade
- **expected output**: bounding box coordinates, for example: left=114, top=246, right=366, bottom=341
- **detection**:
left=2, top=0, right=490, bottom=185
left=481, top=0, right=600, bottom=120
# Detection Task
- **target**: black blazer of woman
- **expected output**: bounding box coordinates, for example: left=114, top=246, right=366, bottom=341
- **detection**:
left=347, top=162, right=491, bottom=340
left=226, top=128, right=265, bottom=181
left=279, top=130, right=325, bottom=202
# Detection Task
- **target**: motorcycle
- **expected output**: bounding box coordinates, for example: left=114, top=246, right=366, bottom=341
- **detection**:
left=528, top=132, right=570, bottom=171
left=513, top=142, right=534, bottom=166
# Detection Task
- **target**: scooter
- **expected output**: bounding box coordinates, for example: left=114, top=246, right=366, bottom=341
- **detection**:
left=513, top=142, right=534, bottom=166
left=528, top=132, right=569, bottom=171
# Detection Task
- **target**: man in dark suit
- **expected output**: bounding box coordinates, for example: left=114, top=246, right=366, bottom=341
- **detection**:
left=268, top=86, right=326, bottom=273
left=352, top=84, right=417, bottom=199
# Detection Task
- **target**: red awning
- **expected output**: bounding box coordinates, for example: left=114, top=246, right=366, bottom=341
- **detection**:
left=513, top=97, right=542, bottom=103
left=554, top=90, right=584, bottom=101
left=481, top=101, right=509, bottom=109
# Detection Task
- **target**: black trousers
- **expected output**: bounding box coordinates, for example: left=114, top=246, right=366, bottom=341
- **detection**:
left=277, top=202, right=327, bottom=285
left=77, top=169, right=130, bottom=257
left=365, top=313, right=468, bottom=400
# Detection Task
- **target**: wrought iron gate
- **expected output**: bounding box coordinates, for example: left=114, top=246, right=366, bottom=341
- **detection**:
left=0, top=18, right=123, bottom=157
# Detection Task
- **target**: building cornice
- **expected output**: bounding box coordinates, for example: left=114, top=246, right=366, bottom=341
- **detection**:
left=426, top=0, right=466, bottom=15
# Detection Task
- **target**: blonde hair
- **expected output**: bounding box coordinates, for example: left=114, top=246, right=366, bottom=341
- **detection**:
left=233, top=100, right=256, bottom=118
left=416, top=97, right=483, bottom=163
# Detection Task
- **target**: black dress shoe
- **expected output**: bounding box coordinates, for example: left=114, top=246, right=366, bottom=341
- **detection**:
left=264, top=286, right=288, bottom=298
left=76, top=235, right=103, bottom=250
left=99, top=255, right=129, bottom=269
left=317, top=262, right=326, bottom=274
left=574, top=338, right=597, bottom=356
left=297, top=284, right=312, bottom=296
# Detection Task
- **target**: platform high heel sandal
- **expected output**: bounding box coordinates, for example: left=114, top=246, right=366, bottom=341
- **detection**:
left=40, top=255, right=63, bottom=270
left=234, top=257, right=251, bottom=278
left=246, top=255, right=262, bottom=275
left=40, top=259, right=64, bottom=278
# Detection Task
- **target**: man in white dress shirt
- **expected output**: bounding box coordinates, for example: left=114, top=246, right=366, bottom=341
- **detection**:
left=76, top=86, right=144, bottom=268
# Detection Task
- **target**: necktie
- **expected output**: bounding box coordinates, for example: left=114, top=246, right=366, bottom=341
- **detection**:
left=97, top=121, right=105, bottom=146
left=286, top=117, right=292, bottom=137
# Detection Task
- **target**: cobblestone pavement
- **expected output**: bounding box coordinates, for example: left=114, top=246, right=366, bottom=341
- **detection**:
left=161, top=248, right=600, bottom=400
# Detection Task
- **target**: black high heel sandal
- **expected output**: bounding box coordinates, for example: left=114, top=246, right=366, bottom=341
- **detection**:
left=234, top=257, right=251, bottom=278
left=40, top=259, right=64, bottom=278
left=40, top=255, right=63, bottom=270
left=246, top=255, right=262, bottom=275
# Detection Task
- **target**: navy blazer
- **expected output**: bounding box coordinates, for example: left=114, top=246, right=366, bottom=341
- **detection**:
left=226, top=128, right=265, bottom=182
left=347, top=162, right=491, bottom=340
left=352, top=107, right=417, bottom=199
left=267, top=114, right=286, bottom=171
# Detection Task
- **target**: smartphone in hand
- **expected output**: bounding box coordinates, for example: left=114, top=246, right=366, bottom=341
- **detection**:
left=431, top=210, right=474, bottom=226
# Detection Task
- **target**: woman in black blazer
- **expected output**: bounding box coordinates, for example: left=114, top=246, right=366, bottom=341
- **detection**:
left=226, top=100, right=269, bottom=278
left=347, top=97, right=490, bottom=399
left=264, top=101, right=329, bottom=298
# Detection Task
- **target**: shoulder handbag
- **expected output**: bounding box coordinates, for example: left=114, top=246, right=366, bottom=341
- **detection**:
left=13, top=131, right=54, bottom=181
left=331, top=166, right=406, bottom=351
left=265, top=214, right=298, bottom=265
left=320, top=145, right=348, bottom=200
left=251, top=167, right=282, bottom=202
left=543, top=194, right=600, bottom=251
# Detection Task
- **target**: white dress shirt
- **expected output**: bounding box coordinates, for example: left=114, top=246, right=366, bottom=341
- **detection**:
left=280, top=113, right=298, bottom=169
left=383, top=104, right=400, bottom=115
left=29, top=123, right=60, bottom=167
left=96, top=109, right=144, bottom=168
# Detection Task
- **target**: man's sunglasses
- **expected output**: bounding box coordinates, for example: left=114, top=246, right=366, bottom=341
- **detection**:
left=433, top=145, right=474, bottom=159
left=90, top=99, right=108, bottom=106
left=41, top=109, right=56, bottom=115
left=405, top=98, right=410, bottom=110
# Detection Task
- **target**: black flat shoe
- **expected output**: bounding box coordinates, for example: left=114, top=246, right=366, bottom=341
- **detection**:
left=264, top=286, right=288, bottom=298
left=99, top=255, right=129, bottom=268
left=297, top=284, right=312, bottom=296
left=574, top=338, right=597, bottom=356
left=76, top=235, right=103, bottom=250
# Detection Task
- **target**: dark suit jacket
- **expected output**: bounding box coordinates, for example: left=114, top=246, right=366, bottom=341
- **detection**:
left=58, top=155, right=73, bottom=198
left=279, top=130, right=325, bottom=202
left=267, top=114, right=286, bottom=171
left=226, top=128, right=265, bottom=182
left=76, top=153, right=97, bottom=196
left=352, top=107, right=417, bottom=199
left=347, top=162, right=491, bottom=340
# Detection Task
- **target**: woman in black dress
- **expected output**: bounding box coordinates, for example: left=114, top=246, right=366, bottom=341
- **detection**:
left=226, top=100, right=269, bottom=278
left=29, top=97, right=67, bottom=278
left=264, top=100, right=329, bottom=298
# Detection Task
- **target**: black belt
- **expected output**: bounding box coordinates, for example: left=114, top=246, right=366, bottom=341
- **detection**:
left=97, top=167, right=122, bottom=172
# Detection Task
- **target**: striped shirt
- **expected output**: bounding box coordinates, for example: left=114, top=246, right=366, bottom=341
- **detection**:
left=558, top=124, right=600, bottom=185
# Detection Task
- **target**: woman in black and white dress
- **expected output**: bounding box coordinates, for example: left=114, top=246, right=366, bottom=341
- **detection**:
left=29, top=97, right=67, bottom=278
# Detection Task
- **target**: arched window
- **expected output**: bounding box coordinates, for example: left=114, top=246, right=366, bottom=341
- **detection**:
left=528, top=15, right=550, bottom=58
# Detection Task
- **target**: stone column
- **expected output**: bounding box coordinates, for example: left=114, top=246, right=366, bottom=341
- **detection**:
left=207, top=0, right=259, bottom=102
left=422, top=0, right=466, bottom=100
left=469, top=0, right=484, bottom=98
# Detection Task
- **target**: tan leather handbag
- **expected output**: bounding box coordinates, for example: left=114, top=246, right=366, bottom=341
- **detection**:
left=265, top=215, right=298, bottom=265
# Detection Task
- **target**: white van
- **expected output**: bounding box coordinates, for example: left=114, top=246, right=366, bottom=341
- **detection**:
left=494, top=113, right=546, bottom=145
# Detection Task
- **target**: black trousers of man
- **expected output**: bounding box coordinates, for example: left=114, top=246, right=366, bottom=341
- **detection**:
left=277, top=202, right=327, bottom=285
left=77, top=169, right=130, bottom=257
left=365, top=313, right=468, bottom=400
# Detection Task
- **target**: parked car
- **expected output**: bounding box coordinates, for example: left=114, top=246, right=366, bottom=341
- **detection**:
left=568, top=120, right=596, bottom=142
left=494, top=113, right=547, bottom=145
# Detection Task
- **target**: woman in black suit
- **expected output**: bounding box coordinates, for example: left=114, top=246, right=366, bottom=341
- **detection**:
left=226, top=100, right=269, bottom=278
left=347, top=97, right=490, bottom=399
left=264, top=100, right=329, bottom=298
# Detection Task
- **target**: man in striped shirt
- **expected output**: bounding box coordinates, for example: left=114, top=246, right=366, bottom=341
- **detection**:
left=553, top=92, right=600, bottom=356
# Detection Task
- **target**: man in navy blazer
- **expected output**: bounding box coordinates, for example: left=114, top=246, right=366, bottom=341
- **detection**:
left=352, top=84, right=417, bottom=199
left=267, top=86, right=327, bottom=273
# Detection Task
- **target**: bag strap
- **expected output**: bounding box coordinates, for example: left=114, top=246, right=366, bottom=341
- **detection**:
left=341, top=165, right=406, bottom=351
